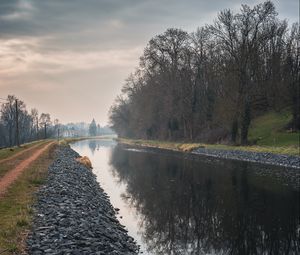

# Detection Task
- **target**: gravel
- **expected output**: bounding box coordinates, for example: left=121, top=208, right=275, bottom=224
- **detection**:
left=192, top=147, right=300, bottom=169
left=27, top=145, right=138, bottom=255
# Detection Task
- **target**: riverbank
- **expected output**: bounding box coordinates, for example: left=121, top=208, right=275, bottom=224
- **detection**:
left=118, top=138, right=300, bottom=169
left=27, top=145, right=138, bottom=254
left=60, top=135, right=117, bottom=145
left=0, top=142, right=56, bottom=254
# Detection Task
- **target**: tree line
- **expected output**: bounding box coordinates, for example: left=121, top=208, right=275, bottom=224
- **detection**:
left=0, top=95, right=59, bottom=148
left=64, top=121, right=113, bottom=138
left=88, top=118, right=114, bottom=136
left=109, top=1, right=299, bottom=145
left=0, top=96, right=115, bottom=148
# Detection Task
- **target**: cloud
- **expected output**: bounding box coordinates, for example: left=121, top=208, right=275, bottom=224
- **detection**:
left=107, top=19, right=125, bottom=30
left=0, top=0, right=297, bottom=124
left=0, top=0, right=34, bottom=21
left=0, top=37, right=143, bottom=79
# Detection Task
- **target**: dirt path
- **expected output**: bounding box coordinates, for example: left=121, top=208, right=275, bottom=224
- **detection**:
left=0, top=142, right=55, bottom=197
left=0, top=141, right=47, bottom=165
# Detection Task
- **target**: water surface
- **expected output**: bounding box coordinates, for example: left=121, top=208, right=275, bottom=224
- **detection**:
left=71, top=139, right=299, bottom=255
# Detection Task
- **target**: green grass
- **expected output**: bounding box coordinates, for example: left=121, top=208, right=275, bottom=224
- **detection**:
left=248, top=111, right=299, bottom=147
left=118, top=138, right=299, bottom=155
left=0, top=141, right=53, bottom=179
left=0, top=140, right=51, bottom=161
left=0, top=147, right=24, bottom=161
left=118, top=110, right=299, bottom=156
left=0, top=143, right=56, bottom=254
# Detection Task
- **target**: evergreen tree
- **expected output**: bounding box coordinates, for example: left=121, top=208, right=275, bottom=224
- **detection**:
left=89, top=119, right=97, bottom=136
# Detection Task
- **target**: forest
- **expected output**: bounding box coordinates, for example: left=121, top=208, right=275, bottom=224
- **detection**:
left=109, top=1, right=299, bottom=145
left=0, top=95, right=58, bottom=148
left=0, top=95, right=112, bottom=148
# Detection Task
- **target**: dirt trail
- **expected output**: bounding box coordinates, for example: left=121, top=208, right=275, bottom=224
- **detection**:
left=0, top=141, right=47, bottom=165
left=0, top=142, right=54, bottom=197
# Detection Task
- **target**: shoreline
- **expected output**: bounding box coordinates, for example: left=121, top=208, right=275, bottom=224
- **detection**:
left=118, top=140, right=300, bottom=169
left=27, top=145, right=138, bottom=254
left=192, top=147, right=300, bottom=169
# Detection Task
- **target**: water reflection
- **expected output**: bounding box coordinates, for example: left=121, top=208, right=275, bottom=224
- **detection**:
left=88, top=140, right=97, bottom=154
left=88, top=139, right=116, bottom=154
left=110, top=145, right=299, bottom=255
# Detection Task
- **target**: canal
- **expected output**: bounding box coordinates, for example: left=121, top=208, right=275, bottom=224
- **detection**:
left=71, top=139, right=299, bottom=255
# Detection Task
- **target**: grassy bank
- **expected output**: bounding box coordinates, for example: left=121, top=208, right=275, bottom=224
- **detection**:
left=0, top=143, right=57, bottom=254
left=0, top=141, right=53, bottom=179
left=118, top=138, right=299, bottom=156
left=248, top=111, right=299, bottom=147
left=0, top=140, right=51, bottom=161
left=118, top=111, right=299, bottom=156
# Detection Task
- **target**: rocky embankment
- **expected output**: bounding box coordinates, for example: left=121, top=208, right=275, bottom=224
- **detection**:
left=193, top=147, right=300, bottom=169
left=27, top=145, right=138, bottom=255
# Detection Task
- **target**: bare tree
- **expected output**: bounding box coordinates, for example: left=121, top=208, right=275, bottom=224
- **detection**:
left=109, top=1, right=299, bottom=144
left=39, top=113, right=51, bottom=139
left=31, top=108, right=39, bottom=139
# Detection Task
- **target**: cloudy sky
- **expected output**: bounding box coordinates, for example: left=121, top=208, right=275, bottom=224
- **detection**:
left=0, top=0, right=298, bottom=125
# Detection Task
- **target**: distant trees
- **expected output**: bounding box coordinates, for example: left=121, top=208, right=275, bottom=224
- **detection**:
left=285, top=23, right=300, bottom=130
left=97, top=124, right=101, bottom=136
left=62, top=122, right=89, bottom=137
left=89, top=119, right=97, bottom=136
left=0, top=95, right=36, bottom=146
left=30, top=108, right=39, bottom=140
left=1, top=95, right=20, bottom=146
left=39, top=113, right=51, bottom=139
left=109, top=1, right=299, bottom=144
left=57, top=122, right=114, bottom=138
left=0, top=95, right=56, bottom=147
left=88, top=119, right=113, bottom=137
left=0, top=97, right=115, bottom=148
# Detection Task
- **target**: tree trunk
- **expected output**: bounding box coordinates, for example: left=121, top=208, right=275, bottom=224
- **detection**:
left=44, top=124, right=47, bottom=139
left=8, top=123, right=12, bottom=147
left=241, top=100, right=251, bottom=145
left=15, top=99, right=20, bottom=147
left=183, top=119, right=187, bottom=139
left=36, top=119, right=39, bottom=140
left=291, top=94, right=300, bottom=131
left=231, top=118, right=239, bottom=144
left=189, top=124, right=193, bottom=141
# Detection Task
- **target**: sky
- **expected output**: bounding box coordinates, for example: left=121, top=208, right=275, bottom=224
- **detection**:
left=0, top=0, right=298, bottom=125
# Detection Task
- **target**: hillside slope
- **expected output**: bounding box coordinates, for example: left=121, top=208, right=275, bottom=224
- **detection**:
left=249, top=111, right=299, bottom=147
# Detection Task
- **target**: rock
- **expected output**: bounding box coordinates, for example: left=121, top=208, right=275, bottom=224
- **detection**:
left=193, top=147, right=300, bottom=169
left=27, top=145, right=139, bottom=254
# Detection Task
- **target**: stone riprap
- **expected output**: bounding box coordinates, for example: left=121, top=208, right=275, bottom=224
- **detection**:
left=193, top=147, right=300, bottom=169
left=27, top=145, right=138, bottom=255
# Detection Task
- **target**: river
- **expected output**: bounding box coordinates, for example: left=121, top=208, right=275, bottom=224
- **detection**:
left=71, top=139, right=299, bottom=255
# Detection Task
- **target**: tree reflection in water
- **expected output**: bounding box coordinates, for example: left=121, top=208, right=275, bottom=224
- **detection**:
left=88, top=140, right=97, bottom=154
left=109, top=145, right=299, bottom=255
left=88, top=139, right=114, bottom=154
